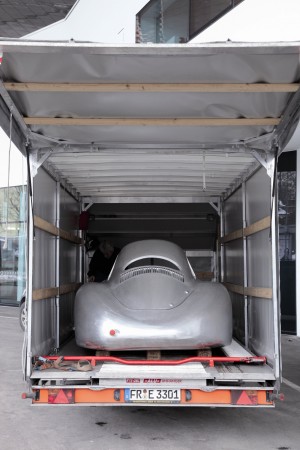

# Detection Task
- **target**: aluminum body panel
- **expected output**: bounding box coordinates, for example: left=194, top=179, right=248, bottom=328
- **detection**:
left=247, top=230, right=272, bottom=289
left=31, top=299, right=56, bottom=355
left=31, top=170, right=57, bottom=355
left=224, top=186, right=243, bottom=234
left=58, top=188, right=81, bottom=344
left=223, top=187, right=245, bottom=343
left=230, top=292, right=245, bottom=344
left=59, top=185, right=80, bottom=232
left=222, top=165, right=277, bottom=369
left=245, top=168, right=275, bottom=367
left=75, top=240, right=232, bottom=351
left=245, top=167, right=271, bottom=224
left=59, top=292, right=75, bottom=344
left=223, top=240, right=244, bottom=285
left=248, top=297, right=275, bottom=365
left=33, top=168, right=57, bottom=226
left=30, top=169, right=80, bottom=355
left=59, top=240, right=78, bottom=284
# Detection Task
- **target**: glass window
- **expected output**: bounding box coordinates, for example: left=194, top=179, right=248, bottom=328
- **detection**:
left=125, top=257, right=180, bottom=271
left=136, top=0, right=245, bottom=43
left=190, top=0, right=244, bottom=38
left=137, top=0, right=190, bottom=44
left=278, top=151, right=296, bottom=335
left=278, top=171, right=296, bottom=261
left=0, top=128, right=27, bottom=306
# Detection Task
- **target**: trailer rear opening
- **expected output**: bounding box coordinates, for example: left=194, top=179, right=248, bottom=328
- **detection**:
left=1, top=40, right=300, bottom=407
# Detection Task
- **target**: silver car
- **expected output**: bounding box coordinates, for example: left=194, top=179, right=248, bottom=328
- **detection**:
left=75, top=240, right=232, bottom=351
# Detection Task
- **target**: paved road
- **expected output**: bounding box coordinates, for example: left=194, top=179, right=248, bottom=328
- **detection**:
left=0, top=306, right=300, bottom=450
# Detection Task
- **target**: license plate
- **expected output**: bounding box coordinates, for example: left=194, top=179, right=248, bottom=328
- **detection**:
left=125, top=388, right=181, bottom=403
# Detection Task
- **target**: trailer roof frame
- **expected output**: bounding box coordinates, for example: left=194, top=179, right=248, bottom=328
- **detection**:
left=0, top=40, right=299, bottom=203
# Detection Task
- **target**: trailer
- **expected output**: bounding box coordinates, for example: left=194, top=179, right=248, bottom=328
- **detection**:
left=0, top=40, right=300, bottom=407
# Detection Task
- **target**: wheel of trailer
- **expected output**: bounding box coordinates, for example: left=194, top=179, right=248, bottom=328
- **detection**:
left=19, top=302, right=27, bottom=331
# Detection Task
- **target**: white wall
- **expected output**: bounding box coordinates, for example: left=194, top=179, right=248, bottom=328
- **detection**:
left=190, top=0, right=300, bottom=43
left=25, top=0, right=147, bottom=43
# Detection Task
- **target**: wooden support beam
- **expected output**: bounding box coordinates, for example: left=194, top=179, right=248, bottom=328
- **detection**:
left=244, top=286, right=273, bottom=299
left=24, top=117, right=280, bottom=127
left=34, top=215, right=58, bottom=238
left=4, top=82, right=300, bottom=93
left=224, top=282, right=272, bottom=299
left=221, top=229, right=243, bottom=244
left=59, top=283, right=82, bottom=296
left=222, top=216, right=271, bottom=243
left=34, top=215, right=82, bottom=244
left=197, top=349, right=212, bottom=357
left=224, top=282, right=244, bottom=296
left=244, top=216, right=271, bottom=237
left=147, top=351, right=161, bottom=360
left=32, top=287, right=58, bottom=301
left=195, top=271, right=214, bottom=280
left=32, top=282, right=81, bottom=301
left=96, top=350, right=110, bottom=356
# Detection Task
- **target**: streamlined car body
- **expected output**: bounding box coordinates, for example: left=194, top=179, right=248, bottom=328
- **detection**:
left=75, top=240, right=232, bottom=350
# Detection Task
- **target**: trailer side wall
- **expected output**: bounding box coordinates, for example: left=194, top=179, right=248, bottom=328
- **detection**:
left=223, top=167, right=275, bottom=366
left=30, top=168, right=80, bottom=355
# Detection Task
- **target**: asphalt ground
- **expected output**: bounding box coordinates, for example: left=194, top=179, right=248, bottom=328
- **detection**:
left=0, top=306, right=300, bottom=450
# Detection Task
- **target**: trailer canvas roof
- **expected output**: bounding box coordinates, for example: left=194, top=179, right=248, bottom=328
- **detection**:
left=0, top=40, right=300, bottom=202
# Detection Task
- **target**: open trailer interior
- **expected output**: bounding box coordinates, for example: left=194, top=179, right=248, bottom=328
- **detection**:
left=0, top=40, right=300, bottom=406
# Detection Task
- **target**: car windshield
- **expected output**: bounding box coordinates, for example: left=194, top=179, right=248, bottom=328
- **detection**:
left=125, top=257, right=180, bottom=271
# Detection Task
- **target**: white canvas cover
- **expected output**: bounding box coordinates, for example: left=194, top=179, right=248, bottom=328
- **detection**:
left=0, top=41, right=299, bottom=201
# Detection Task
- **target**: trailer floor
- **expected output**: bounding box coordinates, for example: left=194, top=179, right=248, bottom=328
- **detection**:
left=31, top=337, right=275, bottom=387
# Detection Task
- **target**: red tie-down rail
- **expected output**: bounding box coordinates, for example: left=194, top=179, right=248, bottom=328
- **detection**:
left=41, top=355, right=266, bottom=368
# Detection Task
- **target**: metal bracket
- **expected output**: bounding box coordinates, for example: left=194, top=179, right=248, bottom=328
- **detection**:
left=83, top=202, right=94, bottom=212
left=251, top=149, right=275, bottom=178
left=28, top=149, right=52, bottom=177
left=0, top=80, right=29, bottom=136
left=36, top=150, right=52, bottom=170
left=274, top=86, right=300, bottom=152
left=209, top=201, right=220, bottom=215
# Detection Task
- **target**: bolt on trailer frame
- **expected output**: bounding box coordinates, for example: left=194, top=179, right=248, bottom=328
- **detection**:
left=0, top=40, right=300, bottom=406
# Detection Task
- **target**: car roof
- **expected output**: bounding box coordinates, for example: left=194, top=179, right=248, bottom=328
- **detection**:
left=115, top=240, right=190, bottom=273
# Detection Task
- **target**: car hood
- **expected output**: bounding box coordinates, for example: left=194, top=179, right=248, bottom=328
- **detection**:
left=111, top=271, right=192, bottom=310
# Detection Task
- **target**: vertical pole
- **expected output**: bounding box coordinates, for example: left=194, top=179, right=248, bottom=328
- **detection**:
left=80, top=201, right=85, bottom=284
left=215, top=199, right=221, bottom=282
left=78, top=229, right=83, bottom=284
left=55, top=181, right=60, bottom=350
left=25, top=153, right=34, bottom=380
left=242, top=182, right=249, bottom=349
left=270, top=155, right=281, bottom=381
left=220, top=200, right=225, bottom=283
left=213, top=250, right=217, bottom=282
left=296, top=151, right=300, bottom=336
left=17, top=190, right=26, bottom=303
